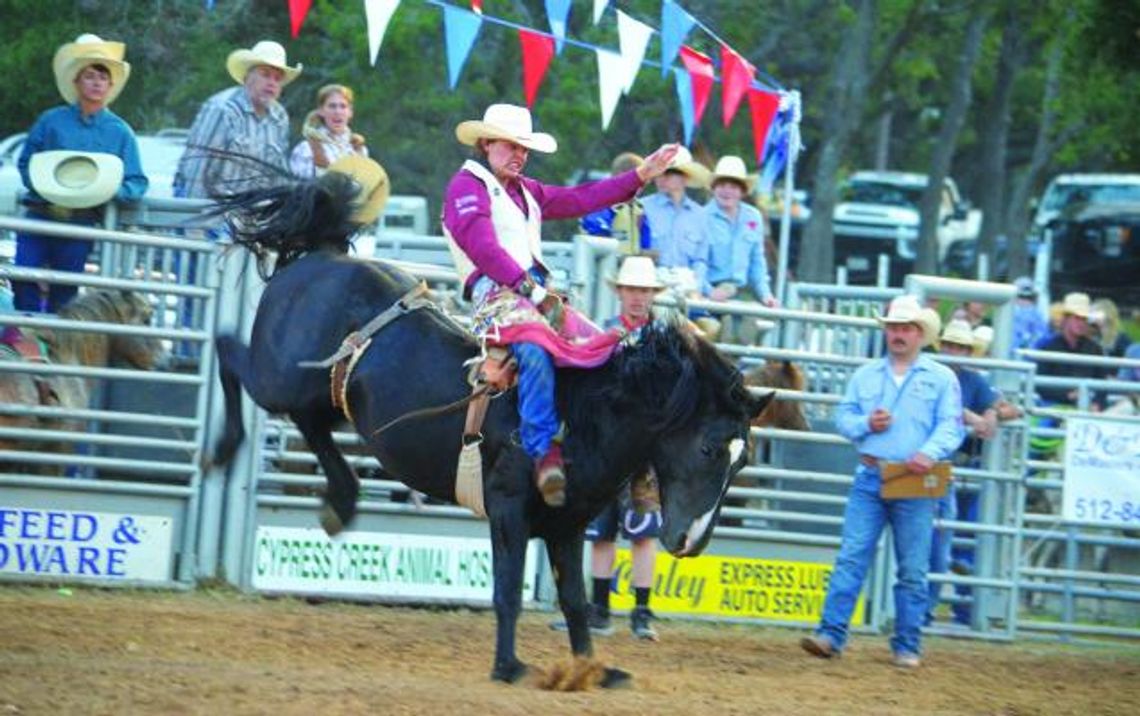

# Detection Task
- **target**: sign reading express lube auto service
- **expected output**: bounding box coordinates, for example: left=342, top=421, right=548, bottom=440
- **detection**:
left=0, top=507, right=174, bottom=582
left=252, top=527, right=540, bottom=603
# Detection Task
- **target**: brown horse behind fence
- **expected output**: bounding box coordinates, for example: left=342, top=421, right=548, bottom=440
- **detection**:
left=0, top=290, right=166, bottom=473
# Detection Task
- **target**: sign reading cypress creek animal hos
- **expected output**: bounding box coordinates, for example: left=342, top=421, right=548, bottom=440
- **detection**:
left=252, top=527, right=541, bottom=603
left=607, top=549, right=865, bottom=625
left=0, top=507, right=174, bottom=582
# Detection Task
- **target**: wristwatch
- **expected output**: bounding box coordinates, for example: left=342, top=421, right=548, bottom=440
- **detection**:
left=518, top=277, right=547, bottom=305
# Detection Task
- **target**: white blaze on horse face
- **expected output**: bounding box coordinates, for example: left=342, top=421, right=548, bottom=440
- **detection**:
left=728, top=438, right=745, bottom=465
left=680, top=506, right=716, bottom=556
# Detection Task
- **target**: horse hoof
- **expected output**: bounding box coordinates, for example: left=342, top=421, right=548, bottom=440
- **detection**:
left=490, top=661, right=528, bottom=684
left=319, top=506, right=345, bottom=536
left=600, top=667, right=632, bottom=689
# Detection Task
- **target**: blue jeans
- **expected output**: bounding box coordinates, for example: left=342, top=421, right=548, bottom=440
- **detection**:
left=511, top=342, right=558, bottom=460
left=950, top=488, right=979, bottom=624
left=13, top=213, right=96, bottom=312
left=817, top=467, right=936, bottom=656
left=927, top=483, right=957, bottom=623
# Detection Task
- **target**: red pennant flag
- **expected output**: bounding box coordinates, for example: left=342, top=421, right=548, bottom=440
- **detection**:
left=748, top=88, right=781, bottom=164
left=679, top=45, right=714, bottom=129
left=518, top=29, right=555, bottom=108
left=471, top=0, right=483, bottom=13
left=288, top=0, right=312, bottom=38
left=721, top=46, right=755, bottom=127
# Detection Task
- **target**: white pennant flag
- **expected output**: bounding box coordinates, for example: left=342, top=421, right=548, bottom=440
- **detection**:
left=616, top=10, right=652, bottom=95
left=592, top=0, right=609, bottom=24
left=364, top=0, right=401, bottom=66
left=596, top=48, right=625, bottom=130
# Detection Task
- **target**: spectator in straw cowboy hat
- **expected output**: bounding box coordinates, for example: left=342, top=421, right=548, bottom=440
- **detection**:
left=642, top=145, right=711, bottom=295
left=802, top=294, right=963, bottom=669
left=8, top=33, right=148, bottom=315
left=174, top=40, right=301, bottom=200
left=441, top=102, right=680, bottom=507
left=703, top=154, right=779, bottom=344
left=1031, top=292, right=1110, bottom=410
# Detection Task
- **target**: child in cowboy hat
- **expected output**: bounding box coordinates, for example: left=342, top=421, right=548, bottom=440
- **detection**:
left=174, top=40, right=301, bottom=200
left=441, top=102, right=680, bottom=506
left=7, top=33, right=148, bottom=316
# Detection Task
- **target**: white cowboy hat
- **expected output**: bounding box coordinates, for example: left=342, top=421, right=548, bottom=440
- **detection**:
left=226, top=40, right=302, bottom=86
left=1061, top=292, right=1091, bottom=319
left=52, top=33, right=130, bottom=106
left=326, top=155, right=390, bottom=225
left=455, top=104, right=558, bottom=154
left=972, top=325, right=994, bottom=355
left=28, top=151, right=123, bottom=209
left=940, top=319, right=976, bottom=348
left=876, top=295, right=940, bottom=346
left=662, top=145, right=710, bottom=189
left=710, top=155, right=754, bottom=192
left=607, top=255, right=665, bottom=291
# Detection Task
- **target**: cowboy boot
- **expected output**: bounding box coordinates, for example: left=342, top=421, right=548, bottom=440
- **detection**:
left=630, top=471, right=661, bottom=514
left=535, top=442, right=566, bottom=507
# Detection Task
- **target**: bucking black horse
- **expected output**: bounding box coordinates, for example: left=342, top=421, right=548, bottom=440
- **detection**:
left=207, top=173, right=771, bottom=685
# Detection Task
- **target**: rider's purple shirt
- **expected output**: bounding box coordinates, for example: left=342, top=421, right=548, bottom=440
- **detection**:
left=443, top=166, right=643, bottom=292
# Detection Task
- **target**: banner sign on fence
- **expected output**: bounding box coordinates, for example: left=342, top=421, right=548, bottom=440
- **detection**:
left=0, top=507, right=174, bottom=583
left=252, top=527, right=540, bottom=603
left=1063, top=416, right=1140, bottom=527
left=606, top=549, right=864, bottom=625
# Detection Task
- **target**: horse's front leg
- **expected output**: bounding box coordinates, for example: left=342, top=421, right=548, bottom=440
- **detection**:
left=488, top=493, right=531, bottom=683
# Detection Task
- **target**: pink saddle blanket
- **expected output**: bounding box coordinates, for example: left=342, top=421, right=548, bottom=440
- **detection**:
left=473, top=289, right=621, bottom=369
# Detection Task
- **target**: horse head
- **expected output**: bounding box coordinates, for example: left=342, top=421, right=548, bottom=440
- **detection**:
left=610, top=321, right=772, bottom=557
left=744, top=360, right=811, bottom=431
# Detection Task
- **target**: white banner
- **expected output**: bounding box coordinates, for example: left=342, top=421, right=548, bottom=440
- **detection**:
left=595, top=48, right=625, bottom=130
left=0, top=507, right=174, bottom=583
left=364, top=0, right=401, bottom=66
left=616, top=10, right=653, bottom=95
left=1062, top=416, right=1140, bottom=527
left=251, top=527, right=540, bottom=604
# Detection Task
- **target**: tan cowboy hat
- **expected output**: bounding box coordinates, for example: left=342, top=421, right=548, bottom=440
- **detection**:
left=52, top=34, right=130, bottom=106
left=1061, top=292, right=1091, bottom=319
left=607, top=255, right=665, bottom=291
left=326, top=155, right=390, bottom=225
left=972, top=325, right=994, bottom=356
left=226, top=40, right=302, bottom=85
left=940, top=319, right=976, bottom=348
left=876, top=295, right=940, bottom=346
left=29, top=151, right=123, bottom=209
left=710, top=155, right=754, bottom=192
left=663, top=145, right=710, bottom=189
left=455, top=104, right=558, bottom=154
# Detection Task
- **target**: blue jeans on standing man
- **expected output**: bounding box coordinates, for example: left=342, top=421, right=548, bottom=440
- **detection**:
left=816, top=466, right=936, bottom=657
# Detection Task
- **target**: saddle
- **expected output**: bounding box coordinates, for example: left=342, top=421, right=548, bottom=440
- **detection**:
left=0, top=329, right=58, bottom=406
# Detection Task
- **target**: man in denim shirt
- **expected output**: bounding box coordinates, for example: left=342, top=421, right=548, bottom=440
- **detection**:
left=802, top=296, right=964, bottom=669
left=641, top=146, right=710, bottom=293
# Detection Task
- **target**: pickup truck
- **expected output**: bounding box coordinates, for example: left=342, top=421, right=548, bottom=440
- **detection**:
left=832, top=170, right=981, bottom=285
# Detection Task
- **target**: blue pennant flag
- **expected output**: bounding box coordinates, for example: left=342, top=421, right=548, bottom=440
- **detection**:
left=545, top=0, right=572, bottom=55
left=443, top=5, right=483, bottom=89
left=661, top=0, right=696, bottom=77
left=673, top=67, right=695, bottom=146
left=205, top=0, right=214, bottom=8
left=759, top=111, right=791, bottom=194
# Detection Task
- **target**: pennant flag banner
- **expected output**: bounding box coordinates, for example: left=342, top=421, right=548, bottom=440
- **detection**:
left=364, top=0, right=401, bottom=66
left=443, top=5, right=483, bottom=89
left=679, top=45, right=714, bottom=130
left=518, top=29, right=555, bottom=108
left=721, top=46, right=755, bottom=127
left=748, top=87, right=781, bottom=164
left=759, top=109, right=792, bottom=194
left=673, top=68, right=696, bottom=146
left=660, top=0, right=696, bottom=77
left=545, top=0, right=572, bottom=54
left=205, top=0, right=215, bottom=9
left=470, top=0, right=482, bottom=13
left=592, top=0, right=609, bottom=24
left=616, top=10, right=653, bottom=95
left=289, top=0, right=312, bottom=38
left=596, top=49, right=625, bottom=130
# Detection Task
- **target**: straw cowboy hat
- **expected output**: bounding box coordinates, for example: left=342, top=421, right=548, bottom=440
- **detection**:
left=608, top=255, right=665, bottom=291
left=455, top=104, right=558, bottom=154
left=226, top=40, right=302, bottom=85
left=28, top=151, right=124, bottom=209
left=710, top=155, right=754, bottom=192
left=876, top=295, right=941, bottom=346
left=663, top=145, right=711, bottom=189
left=52, top=33, right=130, bottom=106
left=327, top=155, right=390, bottom=225
left=972, top=325, right=994, bottom=356
left=1061, top=292, right=1091, bottom=319
left=940, top=319, right=976, bottom=348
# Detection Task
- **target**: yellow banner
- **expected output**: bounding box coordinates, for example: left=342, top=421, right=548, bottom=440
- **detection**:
left=607, top=550, right=864, bottom=625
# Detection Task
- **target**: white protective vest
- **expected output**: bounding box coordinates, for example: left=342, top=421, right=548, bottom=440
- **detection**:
left=444, top=160, right=544, bottom=289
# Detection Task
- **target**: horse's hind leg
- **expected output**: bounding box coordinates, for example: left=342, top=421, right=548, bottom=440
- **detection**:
left=208, top=335, right=251, bottom=468
left=293, top=414, right=359, bottom=535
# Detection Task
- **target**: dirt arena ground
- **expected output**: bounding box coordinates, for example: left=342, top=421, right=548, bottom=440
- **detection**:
left=0, top=586, right=1137, bottom=716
